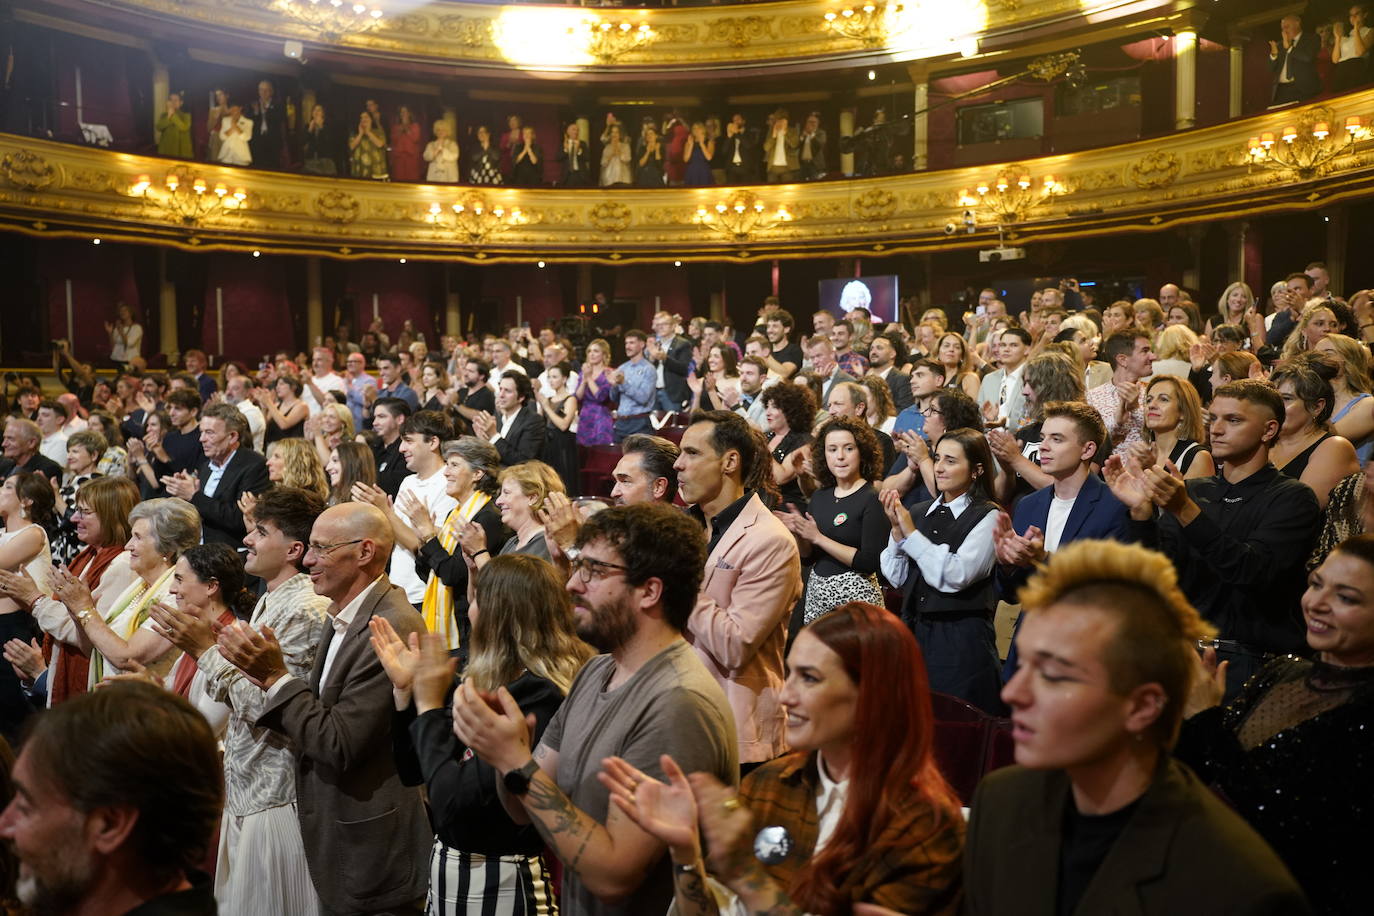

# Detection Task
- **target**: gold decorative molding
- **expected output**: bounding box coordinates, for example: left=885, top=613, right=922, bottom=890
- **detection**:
left=4, top=91, right=1374, bottom=263
left=77, top=0, right=1135, bottom=71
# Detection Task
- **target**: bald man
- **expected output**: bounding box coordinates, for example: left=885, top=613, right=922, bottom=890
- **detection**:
left=217, top=503, right=430, bottom=915
left=1159, top=283, right=1181, bottom=310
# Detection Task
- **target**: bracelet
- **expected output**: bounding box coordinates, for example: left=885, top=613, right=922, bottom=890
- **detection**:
left=469, top=548, right=489, bottom=560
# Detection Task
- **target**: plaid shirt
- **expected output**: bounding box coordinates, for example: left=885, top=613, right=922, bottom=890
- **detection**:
left=738, top=752, right=965, bottom=914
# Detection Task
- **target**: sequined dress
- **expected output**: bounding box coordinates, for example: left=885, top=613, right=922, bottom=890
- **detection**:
left=1174, top=655, right=1374, bottom=915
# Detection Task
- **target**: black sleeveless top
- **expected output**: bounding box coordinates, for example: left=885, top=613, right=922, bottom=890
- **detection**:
left=1278, top=433, right=1332, bottom=482
left=904, top=496, right=998, bottom=617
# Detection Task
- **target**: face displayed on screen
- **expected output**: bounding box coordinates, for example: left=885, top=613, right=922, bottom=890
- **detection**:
left=818, top=276, right=895, bottom=325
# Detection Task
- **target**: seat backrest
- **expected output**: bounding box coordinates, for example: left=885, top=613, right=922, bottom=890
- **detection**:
left=930, top=690, right=1015, bottom=805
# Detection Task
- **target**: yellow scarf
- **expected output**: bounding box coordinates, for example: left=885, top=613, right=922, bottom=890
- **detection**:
left=421, top=491, right=490, bottom=650
left=89, top=566, right=175, bottom=684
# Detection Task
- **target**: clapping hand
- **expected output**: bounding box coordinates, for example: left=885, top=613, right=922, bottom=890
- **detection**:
left=368, top=616, right=420, bottom=692
left=992, top=511, right=1044, bottom=568
left=599, top=755, right=700, bottom=857
left=450, top=680, right=537, bottom=774
left=411, top=630, right=457, bottom=714
left=51, top=567, right=97, bottom=619
left=537, top=491, right=581, bottom=556
left=895, top=430, right=930, bottom=465
left=1103, top=453, right=1153, bottom=519
left=397, top=491, right=437, bottom=541
left=0, top=568, right=41, bottom=608
left=775, top=505, right=820, bottom=544
left=1184, top=645, right=1229, bottom=718
left=1189, top=339, right=1217, bottom=371
left=237, top=491, right=259, bottom=527
left=986, top=428, right=1020, bottom=464
left=216, top=621, right=287, bottom=690
left=689, top=773, right=758, bottom=885
left=879, top=487, right=916, bottom=539
left=3, top=637, right=45, bottom=682
left=160, top=470, right=200, bottom=500
left=350, top=481, right=392, bottom=513
left=147, top=599, right=219, bottom=658
left=457, top=519, right=488, bottom=559
left=471, top=411, right=496, bottom=440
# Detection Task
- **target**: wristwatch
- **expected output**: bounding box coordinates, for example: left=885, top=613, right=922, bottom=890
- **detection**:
left=503, top=758, right=539, bottom=796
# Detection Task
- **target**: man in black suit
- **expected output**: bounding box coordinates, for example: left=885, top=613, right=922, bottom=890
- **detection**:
left=161, top=404, right=271, bottom=546
left=473, top=370, right=544, bottom=467
left=798, top=111, right=827, bottom=181
left=868, top=331, right=913, bottom=412
left=1270, top=15, right=1322, bottom=105
left=721, top=113, right=759, bottom=184
left=646, top=310, right=694, bottom=412
left=807, top=335, right=855, bottom=405
left=962, top=540, right=1310, bottom=916
left=0, top=417, right=62, bottom=480
left=217, top=503, right=430, bottom=915
left=249, top=79, right=285, bottom=170
left=369, top=397, right=413, bottom=499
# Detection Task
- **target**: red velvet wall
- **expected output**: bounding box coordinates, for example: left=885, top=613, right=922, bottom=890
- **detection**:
left=338, top=260, right=440, bottom=343
left=53, top=35, right=143, bottom=151
left=40, top=240, right=142, bottom=361
left=201, top=255, right=295, bottom=365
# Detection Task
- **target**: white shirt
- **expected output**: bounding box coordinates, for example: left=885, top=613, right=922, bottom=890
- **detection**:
left=771, top=131, right=789, bottom=167
left=814, top=754, right=850, bottom=854
left=1340, top=26, right=1372, bottom=59
left=235, top=400, right=266, bottom=453
left=110, top=322, right=143, bottom=363
left=879, top=492, right=998, bottom=592
left=487, top=360, right=527, bottom=392
left=389, top=468, right=456, bottom=603
left=303, top=372, right=348, bottom=416
left=217, top=115, right=253, bottom=166
left=318, top=576, right=383, bottom=688
left=203, top=449, right=235, bottom=498
left=490, top=407, right=520, bottom=444
left=998, top=364, right=1024, bottom=421
left=1044, top=494, right=1077, bottom=554
left=40, top=431, right=69, bottom=466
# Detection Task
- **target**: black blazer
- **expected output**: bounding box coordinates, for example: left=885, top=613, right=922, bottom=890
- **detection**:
left=190, top=448, right=272, bottom=546
left=248, top=99, right=285, bottom=168
left=494, top=402, right=545, bottom=466
left=964, top=760, right=1311, bottom=916
left=1270, top=32, right=1322, bottom=101
left=658, top=334, right=695, bottom=408
left=884, top=369, right=914, bottom=412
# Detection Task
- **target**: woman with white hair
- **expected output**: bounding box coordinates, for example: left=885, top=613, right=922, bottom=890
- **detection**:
left=49, top=497, right=200, bottom=685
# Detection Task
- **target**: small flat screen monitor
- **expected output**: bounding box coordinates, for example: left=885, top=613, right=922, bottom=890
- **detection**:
left=817, top=275, right=898, bottom=325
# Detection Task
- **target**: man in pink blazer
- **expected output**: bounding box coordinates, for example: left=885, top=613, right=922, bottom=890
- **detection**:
left=676, top=411, right=803, bottom=770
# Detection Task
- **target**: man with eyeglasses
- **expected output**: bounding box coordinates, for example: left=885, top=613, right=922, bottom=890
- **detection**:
left=216, top=502, right=431, bottom=915
left=452, top=503, right=738, bottom=916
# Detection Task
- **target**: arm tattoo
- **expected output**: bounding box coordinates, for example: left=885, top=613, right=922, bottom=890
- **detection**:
left=522, top=774, right=583, bottom=838
left=674, top=869, right=720, bottom=916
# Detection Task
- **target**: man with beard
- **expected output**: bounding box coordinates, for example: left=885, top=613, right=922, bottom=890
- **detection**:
left=610, top=433, right=679, bottom=505
left=0, top=682, right=222, bottom=914
left=451, top=503, right=737, bottom=916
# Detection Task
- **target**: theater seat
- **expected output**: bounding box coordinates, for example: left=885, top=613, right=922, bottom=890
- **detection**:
left=929, top=691, right=1015, bottom=805
left=660, top=424, right=688, bottom=445
left=578, top=445, right=622, bottom=498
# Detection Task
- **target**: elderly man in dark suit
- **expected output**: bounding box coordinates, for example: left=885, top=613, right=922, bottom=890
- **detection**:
left=160, top=403, right=271, bottom=547
left=646, top=309, right=694, bottom=412
left=249, top=79, right=286, bottom=169
left=1270, top=14, right=1322, bottom=105
left=217, top=502, right=430, bottom=916
left=960, top=539, right=1311, bottom=916
left=472, top=369, right=544, bottom=467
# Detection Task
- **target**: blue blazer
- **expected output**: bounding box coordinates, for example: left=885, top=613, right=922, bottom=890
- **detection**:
left=996, top=473, right=1132, bottom=600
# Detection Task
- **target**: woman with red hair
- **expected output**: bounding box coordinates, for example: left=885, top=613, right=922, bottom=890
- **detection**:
left=600, top=601, right=964, bottom=915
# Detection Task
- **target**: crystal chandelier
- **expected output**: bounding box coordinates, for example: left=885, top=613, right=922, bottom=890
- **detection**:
left=569, top=17, right=655, bottom=64
left=823, top=3, right=905, bottom=49
left=694, top=192, right=793, bottom=242
left=426, top=193, right=527, bottom=245
left=1247, top=110, right=1369, bottom=180
left=277, top=0, right=383, bottom=42
left=130, top=167, right=247, bottom=226
left=958, top=169, right=1065, bottom=228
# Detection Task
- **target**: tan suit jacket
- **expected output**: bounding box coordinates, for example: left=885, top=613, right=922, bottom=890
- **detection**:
left=689, top=493, right=802, bottom=762
left=258, top=576, right=431, bottom=915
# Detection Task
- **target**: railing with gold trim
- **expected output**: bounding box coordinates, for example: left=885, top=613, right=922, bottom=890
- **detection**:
left=2, top=91, right=1373, bottom=264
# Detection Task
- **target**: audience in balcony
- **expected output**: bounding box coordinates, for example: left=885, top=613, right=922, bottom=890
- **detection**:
left=511, top=125, right=543, bottom=187
left=635, top=125, right=666, bottom=187
left=249, top=80, right=286, bottom=170
left=469, top=124, right=503, bottom=185
left=206, top=88, right=230, bottom=163
left=424, top=120, right=460, bottom=183
left=764, top=109, right=800, bottom=183
left=499, top=113, right=522, bottom=179
left=559, top=123, right=591, bottom=188
left=217, top=103, right=252, bottom=167
left=349, top=111, right=389, bottom=181
left=599, top=123, right=631, bottom=188
left=720, top=112, right=759, bottom=184
left=1331, top=4, right=1373, bottom=91
left=389, top=105, right=424, bottom=183
left=799, top=110, right=827, bottom=181
left=1271, top=14, right=1322, bottom=105
left=302, top=104, right=342, bottom=176
left=683, top=121, right=715, bottom=187
left=155, top=92, right=192, bottom=160
left=663, top=110, right=689, bottom=185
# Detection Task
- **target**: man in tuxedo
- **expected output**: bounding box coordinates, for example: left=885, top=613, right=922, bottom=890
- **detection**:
left=558, top=122, right=591, bottom=187
left=721, top=113, right=759, bottom=184
left=217, top=503, right=430, bottom=915
left=249, top=79, right=285, bottom=170
left=474, top=370, right=544, bottom=467
left=161, top=404, right=271, bottom=547
left=1270, top=15, right=1321, bottom=105
left=646, top=310, right=694, bottom=412
left=868, top=331, right=912, bottom=412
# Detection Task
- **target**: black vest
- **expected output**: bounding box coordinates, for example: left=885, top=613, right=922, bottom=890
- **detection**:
left=902, top=496, right=998, bottom=619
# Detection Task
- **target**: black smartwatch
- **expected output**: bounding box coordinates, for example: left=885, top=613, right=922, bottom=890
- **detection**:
left=503, top=758, right=539, bottom=796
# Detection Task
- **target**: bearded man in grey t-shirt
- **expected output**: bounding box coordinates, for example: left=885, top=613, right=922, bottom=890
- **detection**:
left=454, top=502, right=739, bottom=916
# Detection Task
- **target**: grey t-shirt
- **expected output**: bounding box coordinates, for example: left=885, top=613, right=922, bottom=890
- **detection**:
left=540, top=639, right=739, bottom=916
